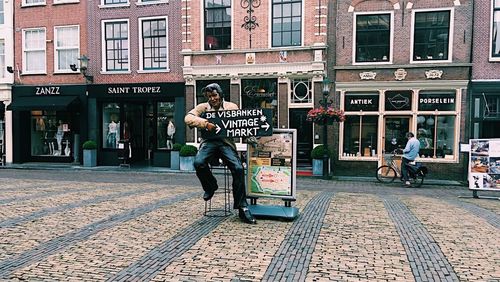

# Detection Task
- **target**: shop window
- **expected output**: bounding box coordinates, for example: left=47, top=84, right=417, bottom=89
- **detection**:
left=140, top=17, right=168, bottom=70
left=241, top=79, right=278, bottom=127
left=54, top=26, right=79, bottom=72
left=23, top=28, right=46, bottom=74
left=354, top=13, right=391, bottom=63
left=385, top=90, right=412, bottom=111
left=412, top=10, right=451, bottom=62
left=484, top=95, right=500, bottom=118
left=157, top=102, right=175, bottom=150
left=204, top=0, right=231, bottom=50
left=342, top=115, right=378, bottom=157
left=290, top=79, right=312, bottom=104
left=31, top=111, right=72, bottom=157
left=417, top=115, right=455, bottom=159
left=102, top=103, right=120, bottom=149
left=272, top=0, right=302, bottom=47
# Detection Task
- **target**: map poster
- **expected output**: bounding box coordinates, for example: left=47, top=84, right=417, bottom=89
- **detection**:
left=246, top=129, right=297, bottom=200
left=469, top=138, right=500, bottom=191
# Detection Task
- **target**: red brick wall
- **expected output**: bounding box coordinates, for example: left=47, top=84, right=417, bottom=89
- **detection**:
left=471, top=0, right=500, bottom=79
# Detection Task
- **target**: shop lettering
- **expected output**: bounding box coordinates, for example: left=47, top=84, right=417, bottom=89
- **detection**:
left=419, top=98, right=454, bottom=104
left=35, top=86, right=60, bottom=95
left=350, top=99, right=373, bottom=105
left=108, top=86, right=161, bottom=94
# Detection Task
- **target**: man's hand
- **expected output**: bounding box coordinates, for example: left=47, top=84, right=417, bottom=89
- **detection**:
left=206, top=122, right=216, bottom=132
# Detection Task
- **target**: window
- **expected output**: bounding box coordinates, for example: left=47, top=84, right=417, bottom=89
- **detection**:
left=23, top=0, right=45, bottom=6
left=204, top=0, right=231, bottom=50
left=104, top=0, right=127, bottom=4
left=54, top=0, right=80, bottom=3
left=140, top=17, right=168, bottom=70
left=31, top=111, right=72, bottom=157
left=157, top=102, right=175, bottom=150
left=241, top=79, right=278, bottom=127
left=417, top=115, right=455, bottom=159
left=492, top=0, right=500, bottom=58
left=272, top=0, right=302, bottom=47
left=55, top=26, right=79, bottom=72
left=355, top=13, right=391, bottom=63
left=23, top=28, right=46, bottom=74
left=0, top=40, right=4, bottom=78
left=103, top=20, right=129, bottom=71
left=291, top=79, right=312, bottom=104
left=413, top=10, right=451, bottom=61
left=342, top=115, right=378, bottom=157
left=0, top=0, right=4, bottom=24
left=103, top=103, right=120, bottom=149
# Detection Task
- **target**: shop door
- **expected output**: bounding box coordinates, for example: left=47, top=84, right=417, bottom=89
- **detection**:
left=382, top=116, right=410, bottom=167
left=123, top=103, right=144, bottom=164
left=290, top=109, right=313, bottom=166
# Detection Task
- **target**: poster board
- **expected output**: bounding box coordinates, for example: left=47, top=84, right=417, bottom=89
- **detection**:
left=469, top=138, right=500, bottom=191
left=246, top=129, right=296, bottom=200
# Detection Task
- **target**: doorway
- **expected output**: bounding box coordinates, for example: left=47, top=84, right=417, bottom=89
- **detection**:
left=123, top=103, right=144, bottom=164
left=289, top=108, right=313, bottom=167
left=383, top=116, right=410, bottom=153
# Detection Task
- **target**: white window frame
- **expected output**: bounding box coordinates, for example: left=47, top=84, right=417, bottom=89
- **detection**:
left=352, top=11, right=394, bottom=65
left=101, top=19, right=130, bottom=73
left=138, top=16, right=170, bottom=73
left=0, top=40, right=5, bottom=79
left=54, top=25, right=80, bottom=73
left=53, top=0, right=80, bottom=4
left=99, top=0, right=129, bottom=8
left=490, top=0, right=500, bottom=61
left=22, top=0, right=46, bottom=7
left=410, top=8, right=454, bottom=64
left=22, top=27, right=46, bottom=74
left=136, top=0, right=169, bottom=5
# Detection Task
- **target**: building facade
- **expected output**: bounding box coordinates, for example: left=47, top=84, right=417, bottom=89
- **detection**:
left=331, top=0, right=472, bottom=180
left=9, top=0, right=90, bottom=164
left=0, top=0, right=13, bottom=165
left=181, top=0, right=329, bottom=166
left=86, top=0, right=185, bottom=167
left=470, top=0, right=500, bottom=139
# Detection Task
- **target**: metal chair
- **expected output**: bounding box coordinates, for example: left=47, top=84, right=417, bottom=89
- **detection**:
left=204, top=158, right=232, bottom=217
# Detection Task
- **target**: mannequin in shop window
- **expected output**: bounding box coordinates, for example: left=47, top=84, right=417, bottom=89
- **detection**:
left=55, top=120, right=64, bottom=156
left=107, top=119, right=118, bottom=148
left=166, top=119, right=176, bottom=150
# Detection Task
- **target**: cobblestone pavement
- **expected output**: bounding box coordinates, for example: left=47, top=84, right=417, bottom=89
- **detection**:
left=0, top=169, right=498, bottom=281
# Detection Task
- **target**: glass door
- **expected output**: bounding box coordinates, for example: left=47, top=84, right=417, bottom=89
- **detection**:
left=384, top=116, right=410, bottom=153
left=123, top=103, right=144, bottom=163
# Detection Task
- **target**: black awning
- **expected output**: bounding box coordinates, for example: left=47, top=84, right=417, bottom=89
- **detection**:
left=7, top=96, right=80, bottom=111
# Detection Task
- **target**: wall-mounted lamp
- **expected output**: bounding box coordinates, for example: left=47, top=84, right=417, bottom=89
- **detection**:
left=69, top=55, right=93, bottom=83
left=6, top=66, right=14, bottom=73
left=314, top=134, right=320, bottom=140
left=6, top=65, right=22, bottom=82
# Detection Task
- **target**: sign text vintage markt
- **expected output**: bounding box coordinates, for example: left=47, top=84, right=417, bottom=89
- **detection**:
left=201, top=109, right=273, bottom=139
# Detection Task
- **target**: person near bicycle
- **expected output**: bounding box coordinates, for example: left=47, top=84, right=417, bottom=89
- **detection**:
left=401, top=132, right=420, bottom=187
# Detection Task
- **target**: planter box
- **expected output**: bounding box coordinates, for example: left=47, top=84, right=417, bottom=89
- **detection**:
left=180, top=156, right=195, bottom=171
left=83, top=149, right=97, bottom=167
left=170, top=151, right=180, bottom=170
left=312, top=159, right=323, bottom=176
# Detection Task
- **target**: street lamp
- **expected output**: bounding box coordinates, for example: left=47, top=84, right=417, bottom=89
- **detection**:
left=321, top=77, right=331, bottom=180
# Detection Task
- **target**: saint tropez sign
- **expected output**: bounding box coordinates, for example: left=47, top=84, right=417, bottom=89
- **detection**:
left=201, top=109, right=273, bottom=139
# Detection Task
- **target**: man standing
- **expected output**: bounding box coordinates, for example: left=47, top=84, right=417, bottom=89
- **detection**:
left=184, top=83, right=256, bottom=224
left=401, top=132, right=420, bottom=187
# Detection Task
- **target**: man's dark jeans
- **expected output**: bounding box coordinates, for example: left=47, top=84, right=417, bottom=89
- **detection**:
left=401, top=157, right=412, bottom=182
left=193, top=140, right=247, bottom=209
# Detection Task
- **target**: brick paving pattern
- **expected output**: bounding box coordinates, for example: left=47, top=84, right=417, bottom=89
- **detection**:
left=402, top=196, right=500, bottom=281
left=0, top=169, right=498, bottom=281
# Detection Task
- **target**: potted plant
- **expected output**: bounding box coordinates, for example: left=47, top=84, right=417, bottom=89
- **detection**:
left=311, top=145, right=331, bottom=176
left=82, top=140, right=97, bottom=167
left=179, top=144, right=198, bottom=171
left=170, top=143, right=182, bottom=170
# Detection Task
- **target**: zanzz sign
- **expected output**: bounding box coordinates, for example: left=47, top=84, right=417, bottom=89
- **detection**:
left=35, top=86, right=60, bottom=95
left=201, top=109, right=273, bottom=139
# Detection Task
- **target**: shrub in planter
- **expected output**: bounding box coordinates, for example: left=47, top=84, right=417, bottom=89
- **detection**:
left=82, top=140, right=97, bottom=167
left=172, top=143, right=182, bottom=151
left=179, top=144, right=198, bottom=171
left=170, top=143, right=183, bottom=170
left=311, top=145, right=331, bottom=176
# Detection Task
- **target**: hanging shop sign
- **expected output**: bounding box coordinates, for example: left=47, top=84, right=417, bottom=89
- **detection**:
left=201, top=108, right=273, bottom=139
left=246, top=129, right=297, bottom=200
left=468, top=139, right=500, bottom=192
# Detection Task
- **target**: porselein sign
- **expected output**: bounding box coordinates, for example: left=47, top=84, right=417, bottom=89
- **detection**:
left=201, top=109, right=273, bottom=139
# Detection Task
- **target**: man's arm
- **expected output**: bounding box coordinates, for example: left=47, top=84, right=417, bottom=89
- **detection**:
left=184, top=103, right=210, bottom=129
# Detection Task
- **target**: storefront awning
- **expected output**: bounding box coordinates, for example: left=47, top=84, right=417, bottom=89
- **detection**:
left=7, top=96, right=80, bottom=111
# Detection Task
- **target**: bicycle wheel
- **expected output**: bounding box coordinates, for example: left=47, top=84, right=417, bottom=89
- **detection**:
left=376, top=165, right=397, bottom=183
left=410, top=171, right=425, bottom=187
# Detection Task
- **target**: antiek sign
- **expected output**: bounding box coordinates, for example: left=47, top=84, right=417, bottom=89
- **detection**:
left=201, top=109, right=273, bottom=139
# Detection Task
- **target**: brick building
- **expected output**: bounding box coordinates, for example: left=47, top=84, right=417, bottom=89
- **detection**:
left=330, top=0, right=472, bottom=181
left=181, top=0, right=329, bottom=167
left=469, top=0, right=500, bottom=139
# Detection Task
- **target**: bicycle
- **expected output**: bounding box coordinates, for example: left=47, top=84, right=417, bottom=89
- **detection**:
left=375, top=149, right=427, bottom=187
